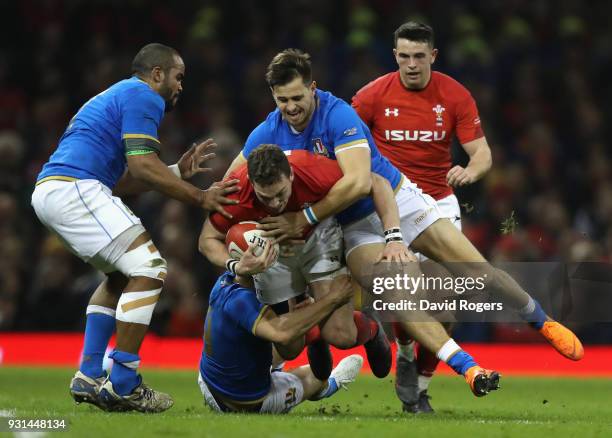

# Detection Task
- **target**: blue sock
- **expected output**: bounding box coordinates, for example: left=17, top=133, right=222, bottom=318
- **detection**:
left=447, top=350, right=477, bottom=376
left=79, top=312, right=115, bottom=379
left=109, top=350, right=141, bottom=395
left=316, top=377, right=339, bottom=399
left=520, top=298, right=547, bottom=330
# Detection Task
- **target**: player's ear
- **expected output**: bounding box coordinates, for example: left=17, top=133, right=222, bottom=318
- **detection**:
left=310, top=81, right=317, bottom=93
left=289, top=168, right=294, bottom=182
left=151, top=66, right=165, bottom=85
left=430, top=48, right=438, bottom=65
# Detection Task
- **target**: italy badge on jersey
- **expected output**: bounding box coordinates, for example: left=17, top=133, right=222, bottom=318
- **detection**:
left=312, top=138, right=329, bottom=157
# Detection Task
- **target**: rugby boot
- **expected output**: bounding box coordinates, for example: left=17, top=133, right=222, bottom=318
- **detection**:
left=69, top=370, right=107, bottom=409
left=99, top=377, right=174, bottom=413
left=538, top=320, right=584, bottom=361
left=464, top=366, right=500, bottom=397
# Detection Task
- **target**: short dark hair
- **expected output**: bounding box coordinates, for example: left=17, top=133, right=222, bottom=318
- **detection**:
left=131, top=43, right=181, bottom=78
left=393, top=21, right=434, bottom=48
left=247, top=144, right=291, bottom=186
left=265, top=49, right=312, bottom=88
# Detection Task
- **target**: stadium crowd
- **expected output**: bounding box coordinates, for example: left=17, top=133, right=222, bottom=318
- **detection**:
left=0, top=0, right=611, bottom=342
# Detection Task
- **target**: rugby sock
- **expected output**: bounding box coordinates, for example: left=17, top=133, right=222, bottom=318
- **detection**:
left=305, top=326, right=321, bottom=345
left=392, top=322, right=412, bottom=344
left=446, top=350, right=478, bottom=376
left=519, top=297, right=547, bottom=329
left=392, top=323, right=415, bottom=361
left=79, top=306, right=116, bottom=379
left=418, top=375, right=432, bottom=393
left=108, top=350, right=141, bottom=396
left=436, top=339, right=476, bottom=375
left=352, top=311, right=379, bottom=346
left=417, top=343, right=440, bottom=381
left=312, top=376, right=339, bottom=400
left=397, top=339, right=415, bottom=361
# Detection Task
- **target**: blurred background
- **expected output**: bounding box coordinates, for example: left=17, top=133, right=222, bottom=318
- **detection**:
left=1, top=0, right=611, bottom=344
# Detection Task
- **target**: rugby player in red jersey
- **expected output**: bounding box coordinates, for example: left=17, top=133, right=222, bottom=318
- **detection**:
left=352, top=21, right=582, bottom=413
left=199, top=144, right=402, bottom=380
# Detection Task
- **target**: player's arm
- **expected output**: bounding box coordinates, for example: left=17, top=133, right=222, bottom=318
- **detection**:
left=253, top=275, right=353, bottom=345
left=446, top=137, right=493, bottom=187
left=447, top=137, right=492, bottom=187
left=199, top=218, right=276, bottom=275
left=114, top=139, right=218, bottom=196
left=258, top=147, right=372, bottom=241
left=370, top=173, right=416, bottom=264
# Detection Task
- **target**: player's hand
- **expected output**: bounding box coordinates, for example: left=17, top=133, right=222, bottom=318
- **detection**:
left=201, top=179, right=240, bottom=218
left=236, top=241, right=278, bottom=275
left=178, top=139, right=217, bottom=179
left=329, top=275, right=354, bottom=306
left=257, top=212, right=310, bottom=243
left=376, top=241, right=417, bottom=265
left=447, top=165, right=476, bottom=187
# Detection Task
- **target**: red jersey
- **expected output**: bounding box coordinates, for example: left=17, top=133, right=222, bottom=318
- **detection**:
left=352, top=71, right=483, bottom=200
left=209, top=150, right=343, bottom=236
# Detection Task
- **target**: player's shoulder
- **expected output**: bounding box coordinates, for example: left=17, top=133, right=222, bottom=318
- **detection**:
left=115, top=77, right=164, bottom=106
left=317, top=89, right=358, bottom=121
left=287, top=149, right=333, bottom=166
left=431, top=71, right=472, bottom=99
left=354, top=72, right=396, bottom=99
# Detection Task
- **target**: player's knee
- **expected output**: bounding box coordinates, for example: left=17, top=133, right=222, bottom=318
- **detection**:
left=114, top=240, right=168, bottom=283
left=113, top=241, right=167, bottom=326
left=321, top=322, right=356, bottom=349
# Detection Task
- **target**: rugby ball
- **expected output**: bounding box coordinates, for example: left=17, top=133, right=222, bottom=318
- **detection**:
left=225, top=221, right=279, bottom=260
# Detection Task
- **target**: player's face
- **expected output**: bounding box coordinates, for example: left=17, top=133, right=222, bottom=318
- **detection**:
left=271, top=77, right=317, bottom=132
left=160, top=55, right=185, bottom=112
left=252, top=173, right=294, bottom=214
left=394, top=39, right=437, bottom=90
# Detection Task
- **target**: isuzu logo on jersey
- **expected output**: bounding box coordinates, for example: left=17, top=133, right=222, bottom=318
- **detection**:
left=384, top=108, right=399, bottom=117
left=384, top=130, right=447, bottom=142
left=312, top=138, right=329, bottom=157
left=432, top=104, right=445, bottom=126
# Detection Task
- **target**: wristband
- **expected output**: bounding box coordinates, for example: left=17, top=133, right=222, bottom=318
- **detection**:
left=169, top=164, right=182, bottom=178
left=225, top=259, right=239, bottom=275
left=303, top=206, right=319, bottom=226
left=384, top=227, right=404, bottom=244
left=384, top=227, right=401, bottom=236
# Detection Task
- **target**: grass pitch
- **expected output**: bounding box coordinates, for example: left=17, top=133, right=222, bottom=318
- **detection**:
left=1, top=367, right=611, bottom=437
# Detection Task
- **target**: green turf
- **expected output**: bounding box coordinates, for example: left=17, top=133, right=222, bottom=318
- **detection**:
left=1, top=367, right=611, bottom=437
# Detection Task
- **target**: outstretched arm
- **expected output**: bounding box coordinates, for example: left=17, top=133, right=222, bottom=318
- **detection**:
left=253, top=276, right=353, bottom=345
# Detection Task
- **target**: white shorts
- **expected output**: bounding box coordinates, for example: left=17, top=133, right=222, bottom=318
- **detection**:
left=342, top=175, right=442, bottom=257
left=415, top=193, right=462, bottom=262
left=198, top=370, right=304, bottom=414
left=255, top=217, right=345, bottom=305
left=31, top=179, right=144, bottom=269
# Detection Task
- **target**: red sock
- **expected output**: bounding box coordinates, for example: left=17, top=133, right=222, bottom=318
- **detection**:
left=416, top=343, right=440, bottom=377
left=392, top=322, right=412, bottom=345
left=305, top=326, right=321, bottom=345
left=352, top=311, right=379, bottom=345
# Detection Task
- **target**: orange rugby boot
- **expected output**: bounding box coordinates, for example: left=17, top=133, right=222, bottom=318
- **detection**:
left=464, top=366, right=500, bottom=397
left=539, top=320, right=584, bottom=361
